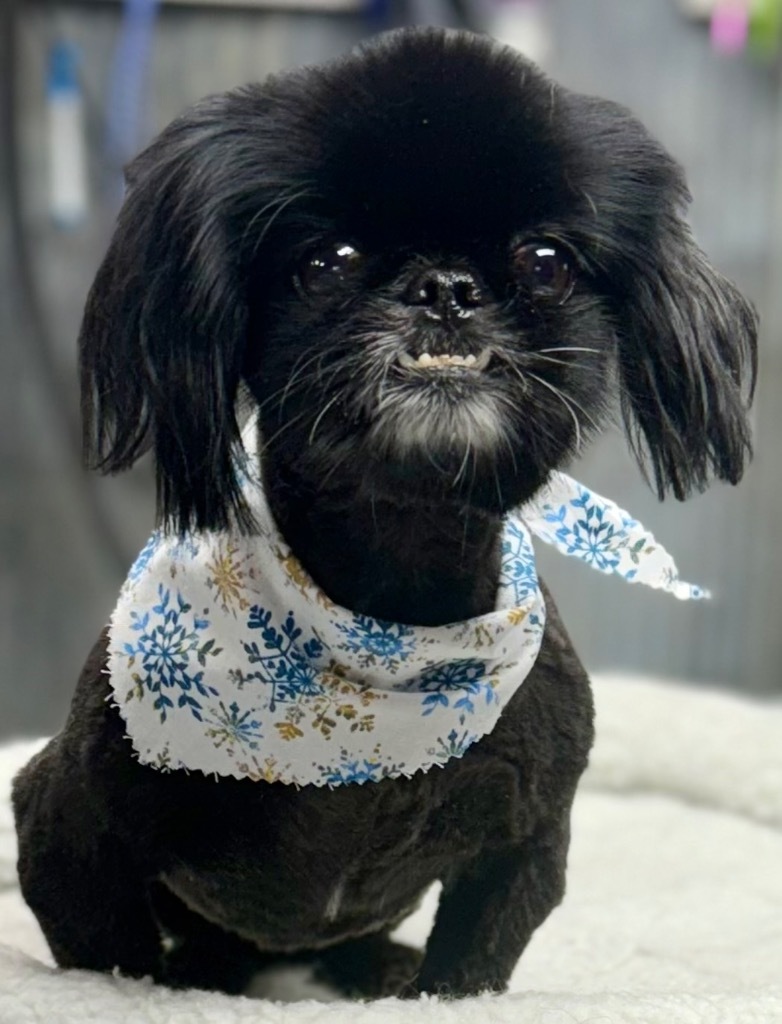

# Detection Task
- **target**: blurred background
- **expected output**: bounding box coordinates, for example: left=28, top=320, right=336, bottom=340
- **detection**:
left=1, top=0, right=780, bottom=741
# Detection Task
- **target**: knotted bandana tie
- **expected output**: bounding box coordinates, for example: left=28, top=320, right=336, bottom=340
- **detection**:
left=108, top=471, right=704, bottom=787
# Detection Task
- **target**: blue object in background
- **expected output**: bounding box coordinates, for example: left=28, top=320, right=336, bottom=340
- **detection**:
left=105, top=0, right=161, bottom=202
left=47, top=38, right=80, bottom=95
left=365, top=0, right=395, bottom=29
left=47, top=39, right=88, bottom=227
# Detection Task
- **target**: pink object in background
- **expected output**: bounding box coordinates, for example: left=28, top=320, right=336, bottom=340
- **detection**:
left=710, top=1, right=751, bottom=53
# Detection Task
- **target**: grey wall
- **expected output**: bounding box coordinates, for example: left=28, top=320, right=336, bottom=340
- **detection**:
left=1, top=0, right=780, bottom=742
left=539, top=2, right=782, bottom=695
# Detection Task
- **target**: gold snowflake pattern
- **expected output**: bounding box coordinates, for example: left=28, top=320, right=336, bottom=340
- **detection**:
left=205, top=541, right=258, bottom=614
left=273, top=659, right=386, bottom=742
left=125, top=674, right=145, bottom=703
left=151, top=744, right=173, bottom=772
left=275, top=547, right=335, bottom=611
left=234, top=752, right=289, bottom=783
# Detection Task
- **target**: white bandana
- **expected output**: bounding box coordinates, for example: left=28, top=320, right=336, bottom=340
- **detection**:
left=108, top=466, right=704, bottom=787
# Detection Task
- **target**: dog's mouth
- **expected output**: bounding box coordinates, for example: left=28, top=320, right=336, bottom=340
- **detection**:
left=397, top=348, right=492, bottom=372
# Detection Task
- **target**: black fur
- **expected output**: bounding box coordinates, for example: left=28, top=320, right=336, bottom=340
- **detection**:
left=16, top=28, right=756, bottom=999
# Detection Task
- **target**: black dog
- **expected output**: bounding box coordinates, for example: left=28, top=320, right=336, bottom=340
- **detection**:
left=13, top=28, right=756, bottom=999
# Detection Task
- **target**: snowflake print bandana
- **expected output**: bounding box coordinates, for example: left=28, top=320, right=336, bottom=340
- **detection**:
left=108, top=470, right=704, bottom=787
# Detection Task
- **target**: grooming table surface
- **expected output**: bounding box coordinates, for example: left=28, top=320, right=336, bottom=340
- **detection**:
left=2, top=675, right=781, bottom=1023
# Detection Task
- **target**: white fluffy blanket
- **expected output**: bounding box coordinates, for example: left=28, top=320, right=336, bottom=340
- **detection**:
left=2, top=675, right=781, bottom=1023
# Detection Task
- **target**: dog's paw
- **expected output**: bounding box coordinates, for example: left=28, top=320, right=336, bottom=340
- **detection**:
left=314, top=934, right=423, bottom=999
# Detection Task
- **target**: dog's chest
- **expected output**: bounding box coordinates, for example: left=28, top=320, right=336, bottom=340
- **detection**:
left=161, top=753, right=524, bottom=949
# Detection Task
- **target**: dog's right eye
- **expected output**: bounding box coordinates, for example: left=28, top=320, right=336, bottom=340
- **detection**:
left=296, top=243, right=364, bottom=296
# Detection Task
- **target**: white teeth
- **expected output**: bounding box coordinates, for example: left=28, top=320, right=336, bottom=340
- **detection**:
left=402, top=349, right=490, bottom=370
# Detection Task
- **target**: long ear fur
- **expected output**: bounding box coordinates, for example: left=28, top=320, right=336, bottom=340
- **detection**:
left=80, top=90, right=277, bottom=533
left=617, top=216, right=757, bottom=500
left=562, top=92, right=757, bottom=500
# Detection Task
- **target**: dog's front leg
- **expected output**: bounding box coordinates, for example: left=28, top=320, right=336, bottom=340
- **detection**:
left=415, top=815, right=570, bottom=996
left=13, top=740, right=163, bottom=979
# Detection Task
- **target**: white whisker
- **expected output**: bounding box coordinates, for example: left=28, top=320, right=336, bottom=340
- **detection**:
left=241, top=188, right=311, bottom=252
left=527, top=371, right=583, bottom=454
left=526, top=353, right=580, bottom=370
left=454, top=422, right=473, bottom=487
left=538, top=346, right=600, bottom=355
left=308, top=393, right=342, bottom=446
left=279, top=349, right=330, bottom=410
left=256, top=191, right=313, bottom=256
left=260, top=409, right=310, bottom=451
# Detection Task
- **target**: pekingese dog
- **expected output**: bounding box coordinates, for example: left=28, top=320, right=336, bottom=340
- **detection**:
left=13, top=28, right=756, bottom=999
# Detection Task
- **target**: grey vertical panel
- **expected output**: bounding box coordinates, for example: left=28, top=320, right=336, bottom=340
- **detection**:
left=535, top=0, right=781, bottom=693
left=4, top=5, right=369, bottom=740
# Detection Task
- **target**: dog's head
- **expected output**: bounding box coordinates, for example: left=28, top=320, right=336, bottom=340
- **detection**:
left=80, top=28, right=757, bottom=532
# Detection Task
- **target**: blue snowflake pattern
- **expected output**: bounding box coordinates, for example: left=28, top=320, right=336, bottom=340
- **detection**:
left=206, top=700, right=263, bottom=751
left=123, top=584, right=220, bottom=722
left=542, top=488, right=631, bottom=573
left=127, top=531, right=162, bottom=584
left=398, top=660, right=497, bottom=722
left=242, top=606, right=325, bottom=710
left=320, top=754, right=383, bottom=786
left=499, top=520, right=538, bottom=602
left=335, top=615, right=416, bottom=670
left=428, top=728, right=479, bottom=762
left=169, top=536, right=201, bottom=563
left=317, top=743, right=411, bottom=786
left=233, top=441, right=261, bottom=491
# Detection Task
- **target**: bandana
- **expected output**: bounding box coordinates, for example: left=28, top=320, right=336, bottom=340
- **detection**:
left=108, top=465, right=704, bottom=787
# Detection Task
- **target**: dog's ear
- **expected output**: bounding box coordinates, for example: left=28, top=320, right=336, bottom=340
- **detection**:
left=616, top=211, right=758, bottom=500
left=80, top=90, right=276, bottom=533
left=564, top=92, right=757, bottom=500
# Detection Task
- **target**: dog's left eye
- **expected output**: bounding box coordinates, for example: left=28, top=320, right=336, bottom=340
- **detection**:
left=297, top=243, right=364, bottom=295
left=512, top=241, right=576, bottom=303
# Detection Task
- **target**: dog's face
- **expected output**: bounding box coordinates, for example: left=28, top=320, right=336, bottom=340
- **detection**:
left=80, top=29, right=757, bottom=531
left=243, top=39, right=607, bottom=513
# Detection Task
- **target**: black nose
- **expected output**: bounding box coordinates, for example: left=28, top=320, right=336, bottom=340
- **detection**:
left=402, top=268, right=485, bottom=318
